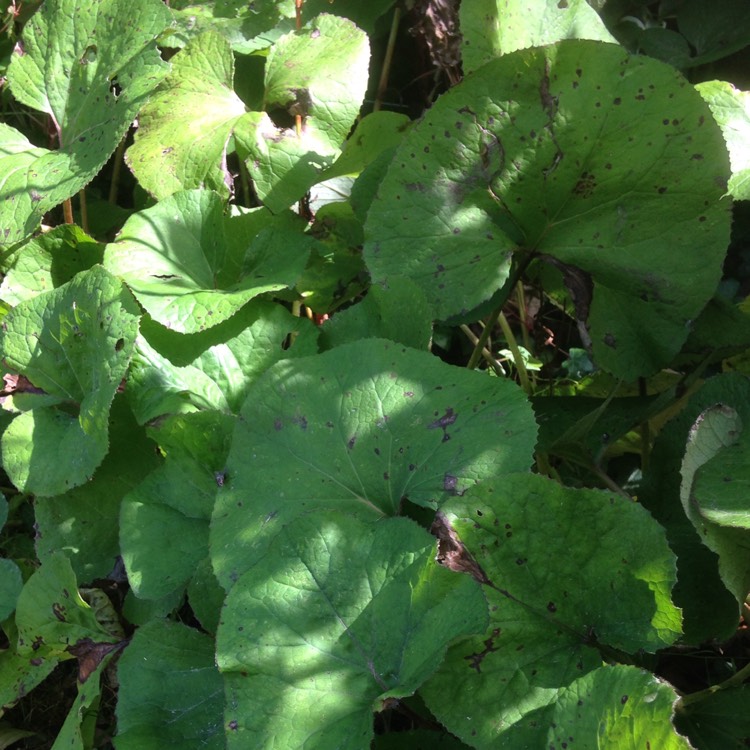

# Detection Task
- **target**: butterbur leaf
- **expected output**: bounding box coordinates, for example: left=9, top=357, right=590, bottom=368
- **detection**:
left=115, top=619, right=224, bottom=750
left=126, top=31, right=253, bottom=201
left=0, top=226, right=103, bottom=307
left=104, top=189, right=310, bottom=332
left=165, top=0, right=294, bottom=53
left=15, top=552, right=119, bottom=660
left=0, top=266, right=140, bottom=495
left=675, top=686, right=750, bottom=749
left=460, top=0, right=616, bottom=73
left=34, top=394, right=161, bottom=582
left=696, top=81, right=750, bottom=200
left=0, top=0, right=170, bottom=245
left=364, top=40, right=731, bottom=380
left=210, top=338, right=537, bottom=587
left=120, top=411, right=234, bottom=601
left=217, top=513, right=488, bottom=749
left=235, top=14, right=370, bottom=212
left=420, top=473, right=681, bottom=748
left=680, top=404, right=750, bottom=610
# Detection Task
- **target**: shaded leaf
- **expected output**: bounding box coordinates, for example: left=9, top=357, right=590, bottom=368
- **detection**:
left=115, top=619, right=224, bottom=749
left=217, top=514, right=487, bottom=749
left=421, top=473, right=681, bottom=747
left=210, top=338, right=537, bottom=587
left=364, top=40, right=731, bottom=379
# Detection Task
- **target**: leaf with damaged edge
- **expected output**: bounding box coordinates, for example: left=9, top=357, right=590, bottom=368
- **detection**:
left=0, top=0, right=170, bottom=245
left=420, top=473, right=681, bottom=748
left=217, top=513, right=488, bottom=749
left=0, top=266, right=140, bottom=496
left=103, top=189, right=311, bottom=333
left=210, top=337, right=537, bottom=588
left=364, top=40, right=731, bottom=379
left=235, top=14, right=370, bottom=212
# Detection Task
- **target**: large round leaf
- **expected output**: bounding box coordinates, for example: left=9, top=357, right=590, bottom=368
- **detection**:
left=364, top=40, right=731, bottom=379
left=420, top=473, right=682, bottom=748
left=210, top=338, right=536, bottom=587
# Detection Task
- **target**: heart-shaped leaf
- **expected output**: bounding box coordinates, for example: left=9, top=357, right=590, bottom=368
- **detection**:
left=210, top=338, right=537, bottom=587
left=217, top=513, right=488, bottom=749
left=364, top=40, right=731, bottom=379
left=0, top=0, right=170, bottom=245
left=420, top=473, right=681, bottom=747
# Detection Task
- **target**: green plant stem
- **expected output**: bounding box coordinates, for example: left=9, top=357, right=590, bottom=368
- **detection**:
left=676, top=659, right=750, bottom=708
left=108, top=136, right=127, bottom=204
left=459, top=324, right=505, bottom=376
left=516, top=281, right=532, bottom=352
left=78, top=188, right=89, bottom=234
left=588, top=462, right=632, bottom=500
left=373, top=6, right=401, bottom=112
left=238, top=158, right=251, bottom=207
left=497, top=311, right=532, bottom=394
left=466, top=255, right=534, bottom=370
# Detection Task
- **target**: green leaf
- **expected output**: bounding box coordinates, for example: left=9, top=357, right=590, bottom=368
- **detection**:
left=121, top=411, right=233, bottom=601
left=115, top=619, right=224, bottom=749
left=210, top=338, right=537, bottom=587
left=0, top=647, right=58, bottom=713
left=696, top=81, right=750, bottom=200
left=322, top=111, right=412, bottom=180
left=235, top=14, right=370, bottom=212
left=126, top=31, right=252, bottom=201
left=680, top=404, right=750, bottom=610
left=15, top=552, right=119, bottom=659
left=301, top=0, right=396, bottom=35
left=459, top=0, right=616, bottom=73
left=0, top=0, right=170, bottom=245
left=103, top=190, right=310, bottom=332
left=640, top=373, right=748, bottom=644
left=217, top=514, right=487, bottom=749
left=421, top=473, right=681, bottom=747
left=51, top=647, right=118, bottom=750
left=128, top=301, right=317, bottom=422
left=0, top=226, right=103, bottom=307
left=320, top=277, right=433, bottom=351
left=165, top=0, right=294, bottom=53
left=0, top=560, right=23, bottom=622
left=675, top=687, right=750, bottom=749
left=0, top=266, right=140, bottom=495
left=363, top=40, right=731, bottom=379
left=33, top=394, right=161, bottom=582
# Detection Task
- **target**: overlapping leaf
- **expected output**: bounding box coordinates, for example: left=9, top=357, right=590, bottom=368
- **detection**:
left=0, top=0, right=171, bottom=245
left=460, top=0, right=615, bottom=73
left=210, top=338, right=537, bottom=587
left=697, top=81, right=750, bottom=200
left=234, top=14, right=370, bottom=211
left=364, top=40, right=732, bottom=379
left=217, top=514, right=487, bottom=749
left=115, top=619, right=224, bottom=749
left=0, top=266, right=140, bottom=495
left=680, top=404, right=750, bottom=610
left=420, top=473, right=681, bottom=747
left=103, top=190, right=311, bottom=332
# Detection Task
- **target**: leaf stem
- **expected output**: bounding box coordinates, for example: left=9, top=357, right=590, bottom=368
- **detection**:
left=676, top=659, right=750, bottom=709
left=459, top=324, right=505, bottom=376
left=78, top=188, right=89, bottom=234
left=497, top=311, right=532, bottom=394
left=466, top=254, right=534, bottom=370
left=108, top=136, right=127, bottom=204
left=63, top=197, right=74, bottom=224
left=373, top=6, right=401, bottom=112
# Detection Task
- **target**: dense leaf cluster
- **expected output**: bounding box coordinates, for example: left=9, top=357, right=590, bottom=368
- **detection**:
left=1, top=0, right=749, bottom=747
